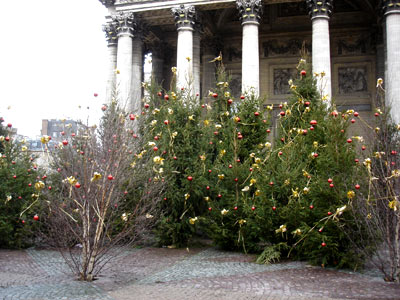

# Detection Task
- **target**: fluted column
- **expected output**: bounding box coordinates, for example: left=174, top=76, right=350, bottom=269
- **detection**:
left=131, top=35, right=143, bottom=114
left=237, top=0, right=262, bottom=96
left=113, top=12, right=135, bottom=105
left=172, top=5, right=196, bottom=93
left=150, top=42, right=165, bottom=87
left=102, top=22, right=118, bottom=103
left=307, top=0, right=332, bottom=104
left=202, top=39, right=217, bottom=98
left=383, top=0, right=400, bottom=123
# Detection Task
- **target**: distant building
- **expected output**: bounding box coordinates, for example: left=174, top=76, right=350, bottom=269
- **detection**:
left=41, top=119, right=79, bottom=142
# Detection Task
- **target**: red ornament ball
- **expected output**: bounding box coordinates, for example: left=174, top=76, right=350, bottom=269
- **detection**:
left=234, top=206, right=238, bottom=210
left=173, top=156, right=177, bottom=160
left=310, top=120, right=317, bottom=126
left=300, top=70, right=306, bottom=76
left=208, top=207, right=212, bottom=211
left=164, top=120, right=169, bottom=125
left=351, top=119, right=356, bottom=123
left=272, top=206, right=276, bottom=211
left=321, top=242, right=327, bottom=247
left=266, top=129, right=271, bottom=134
left=355, top=184, right=360, bottom=190
left=280, top=111, right=285, bottom=117
left=254, top=111, right=260, bottom=117
left=327, top=212, right=332, bottom=216
left=212, top=93, right=218, bottom=98
left=329, top=183, right=334, bottom=188
left=374, top=112, right=379, bottom=117
left=157, top=92, right=162, bottom=97
left=129, top=114, right=135, bottom=120
left=206, top=186, right=210, bottom=190
left=153, top=146, right=158, bottom=151
left=309, top=204, right=314, bottom=210
left=62, top=140, right=68, bottom=146
left=234, top=178, right=238, bottom=182
left=228, top=99, right=233, bottom=105
left=187, top=176, right=193, bottom=181
left=7, top=123, right=12, bottom=128
left=354, top=112, right=359, bottom=117
left=164, top=95, right=169, bottom=101
left=101, top=105, right=107, bottom=111
left=240, top=95, right=245, bottom=100
left=94, top=93, right=98, bottom=97
left=362, top=145, right=366, bottom=150
left=107, top=175, right=114, bottom=180
left=347, top=138, right=352, bottom=143
left=75, top=183, right=81, bottom=188
left=33, top=215, right=39, bottom=221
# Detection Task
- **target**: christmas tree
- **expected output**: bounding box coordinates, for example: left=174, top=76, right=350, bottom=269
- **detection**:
left=0, top=117, right=40, bottom=248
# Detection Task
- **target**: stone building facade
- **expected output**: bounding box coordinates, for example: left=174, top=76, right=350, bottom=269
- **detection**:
left=98, top=0, right=400, bottom=127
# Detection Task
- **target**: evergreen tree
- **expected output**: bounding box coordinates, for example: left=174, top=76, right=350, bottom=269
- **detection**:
left=0, top=117, right=40, bottom=248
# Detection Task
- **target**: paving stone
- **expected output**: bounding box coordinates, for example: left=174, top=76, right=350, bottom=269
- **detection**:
left=0, top=247, right=399, bottom=300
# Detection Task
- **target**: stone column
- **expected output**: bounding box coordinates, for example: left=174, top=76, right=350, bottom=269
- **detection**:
left=237, top=0, right=263, bottom=96
left=172, top=5, right=196, bottom=93
left=193, top=30, right=201, bottom=96
left=131, top=36, right=143, bottom=114
left=151, top=42, right=165, bottom=87
left=383, top=1, right=400, bottom=123
left=113, top=12, right=136, bottom=106
left=202, top=38, right=217, bottom=97
left=307, top=0, right=333, bottom=104
left=102, top=21, right=118, bottom=103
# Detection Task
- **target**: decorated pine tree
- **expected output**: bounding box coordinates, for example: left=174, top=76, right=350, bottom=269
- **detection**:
left=0, top=117, right=40, bottom=248
left=140, top=73, right=209, bottom=247
left=202, top=63, right=272, bottom=252
left=252, top=58, right=362, bottom=267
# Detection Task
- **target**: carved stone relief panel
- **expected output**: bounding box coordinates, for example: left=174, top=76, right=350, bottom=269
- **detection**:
left=334, top=34, right=376, bottom=56
left=263, top=39, right=311, bottom=57
left=273, top=68, right=297, bottom=95
left=338, top=67, right=368, bottom=94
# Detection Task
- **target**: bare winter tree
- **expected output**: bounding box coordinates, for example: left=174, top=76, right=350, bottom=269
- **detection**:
left=34, top=100, right=164, bottom=281
left=342, top=80, right=400, bottom=282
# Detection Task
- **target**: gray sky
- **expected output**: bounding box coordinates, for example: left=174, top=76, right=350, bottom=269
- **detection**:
left=0, top=0, right=109, bottom=138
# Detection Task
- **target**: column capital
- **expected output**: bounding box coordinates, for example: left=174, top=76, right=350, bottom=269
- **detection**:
left=102, top=22, right=118, bottom=46
left=306, top=0, right=332, bottom=20
left=172, top=5, right=196, bottom=31
left=98, top=0, right=115, bottom=8
left=382, top=0, right=400, bottom=15
left=112, top=12, right=136, bottom=38
left=236, top=0, right=263, bottom=25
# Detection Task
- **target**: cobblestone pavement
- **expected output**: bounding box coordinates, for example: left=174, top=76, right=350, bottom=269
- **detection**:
left=1, top=247, right=400, bottom=300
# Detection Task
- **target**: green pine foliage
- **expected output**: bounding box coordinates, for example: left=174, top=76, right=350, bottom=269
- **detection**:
left=139, top=57, right=365, bottom=268
left=140, top=79, right=208, bottom=247
left=0, top=118, right=40, bottom=248
left=250, top=59, right=362, bottom=267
